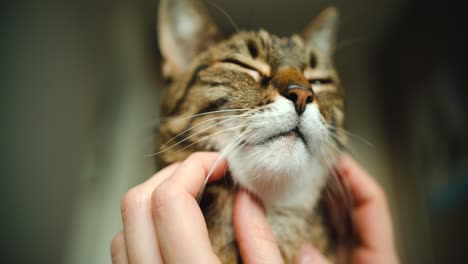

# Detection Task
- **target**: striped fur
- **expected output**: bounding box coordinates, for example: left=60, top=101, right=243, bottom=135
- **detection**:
left=156, top=1, right=345, bottom=262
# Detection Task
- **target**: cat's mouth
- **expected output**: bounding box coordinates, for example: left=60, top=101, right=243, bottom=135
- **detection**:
left=258, top=127, right=306, bottom=145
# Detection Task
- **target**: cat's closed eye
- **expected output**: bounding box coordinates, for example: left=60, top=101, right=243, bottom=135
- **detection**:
left=221, top=58, right=260, bottom=73
left=217, top=57, right=271, bottom=83
left=308, top=78, right=333, bottom=85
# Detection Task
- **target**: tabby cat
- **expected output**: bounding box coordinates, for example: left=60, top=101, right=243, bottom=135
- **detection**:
left=156, top=0, right=346, bottom=262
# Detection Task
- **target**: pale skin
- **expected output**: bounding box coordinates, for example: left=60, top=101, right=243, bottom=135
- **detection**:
left=110, top=152, right=398, bottom=263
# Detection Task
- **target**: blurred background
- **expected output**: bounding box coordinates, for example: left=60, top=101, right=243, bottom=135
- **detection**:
left=1, top=0, right=467, bottom=263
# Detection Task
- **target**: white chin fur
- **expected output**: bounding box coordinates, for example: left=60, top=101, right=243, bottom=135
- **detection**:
left=226, top=97, right=329, bottom=208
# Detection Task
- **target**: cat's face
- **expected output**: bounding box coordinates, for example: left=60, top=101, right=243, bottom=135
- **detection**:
left=157, top=0, right=345, bottom=204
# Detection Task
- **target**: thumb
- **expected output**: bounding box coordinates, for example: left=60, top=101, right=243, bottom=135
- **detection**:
left=233, top=189, right=283, bottom=264
left=294, top=244, right=329, bottom=264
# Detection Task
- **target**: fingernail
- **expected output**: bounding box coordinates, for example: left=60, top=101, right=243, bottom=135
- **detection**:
left=295, top=244, right=322, bottom=264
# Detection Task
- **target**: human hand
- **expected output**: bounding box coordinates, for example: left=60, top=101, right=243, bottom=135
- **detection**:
left=332, top=154, right=399, bottom=264
left=233, top=154, right=399, bottom=264
left=110, top=152, right=227, bottom=263
left=110, top=152, right=314, bottom=263
left=110, top=152, right=397, bottom=263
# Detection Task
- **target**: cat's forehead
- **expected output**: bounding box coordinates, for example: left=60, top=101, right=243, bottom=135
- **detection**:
left=210, top=30, right=313, bottom=70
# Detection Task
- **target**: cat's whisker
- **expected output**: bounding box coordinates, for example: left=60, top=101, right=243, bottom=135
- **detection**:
left=144, top=109, right=252, bottom=130
left=325, top=135, right=345, bottom=158
left=160, top=113, right=249, bottom=149
left=147, top=123, right=250, bottom=157
left=327, top=131, right=360, bottom=158
left=168, top=108, right=253, bottom=122
left=236, top=133, right=254, bottom=149
left=205, top=0, right=241, bottom=33
left=175, top=124, right=250, bottom=154
left=326, top=131, right=348, bottom=149
left=155, top=115, right=250, bottom=155
left=197, top=130, right=251, bottom=202
left=147, top=109, right=253, bottom=128
left=327, top=137, right=368, bottom=175
left=327, top=124, right=374, bottom=148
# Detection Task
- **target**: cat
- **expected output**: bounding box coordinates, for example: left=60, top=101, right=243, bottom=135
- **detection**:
left=155, top=0, right=347, bottom=262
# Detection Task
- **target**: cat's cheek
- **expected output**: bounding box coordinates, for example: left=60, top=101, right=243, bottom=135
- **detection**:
left=299, top=103, right=329, bottom=152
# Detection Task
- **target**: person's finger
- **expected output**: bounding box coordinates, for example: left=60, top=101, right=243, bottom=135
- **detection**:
left=120, top=162, right=180, bottom=263
left=151, top=152, right=227, bottom=263
left=337, top=154, right=395, bottom=253
left=110, top=231, right=128, bottom=264
left=233, top=189, right=283, bottom=264
left=337, top=154, right=385, bottom=206
left=294, top=244, right=329, bottom=264
left=161, top=152, right=228, bottom=197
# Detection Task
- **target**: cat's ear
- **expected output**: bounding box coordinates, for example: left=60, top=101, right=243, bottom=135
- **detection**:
left=303, top=7, right=339, bottom=56
left=158, top=0, right=221, bottom=78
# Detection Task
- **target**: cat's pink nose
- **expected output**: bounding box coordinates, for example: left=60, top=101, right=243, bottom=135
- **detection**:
left=286, top=85, right=314, bottom=115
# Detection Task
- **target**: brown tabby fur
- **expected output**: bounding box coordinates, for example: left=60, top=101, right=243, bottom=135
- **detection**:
left=156, top=0, right=346, bottom=263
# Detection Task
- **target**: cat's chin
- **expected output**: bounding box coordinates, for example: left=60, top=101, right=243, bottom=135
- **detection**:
left=227, top=140, right=328, bottom=208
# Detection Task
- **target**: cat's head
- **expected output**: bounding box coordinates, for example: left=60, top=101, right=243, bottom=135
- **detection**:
left=157, top=0, right=345, bottom=205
